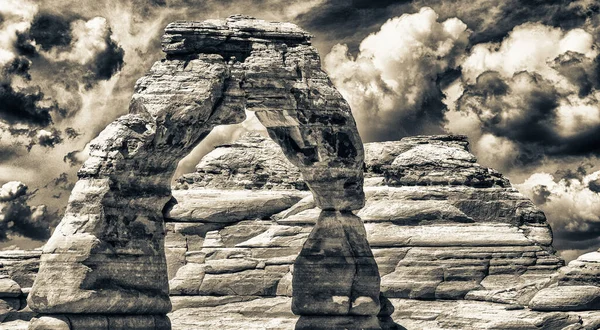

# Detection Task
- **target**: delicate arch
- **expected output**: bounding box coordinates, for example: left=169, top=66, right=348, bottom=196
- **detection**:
left=28, top=16, right=381, bottom=330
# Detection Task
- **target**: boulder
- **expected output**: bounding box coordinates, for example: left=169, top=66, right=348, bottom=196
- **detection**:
left=0, top=277, right=21, bottom=298
left=530, top=286, right=600, bottom=311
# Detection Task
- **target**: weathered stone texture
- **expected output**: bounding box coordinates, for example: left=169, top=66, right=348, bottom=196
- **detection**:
left=5, top=15, right=600, bottom=330
left=164, top=133, right=562, bottom=306
left=5, top=132, right=600, bottom=329
left=149, top=131, right=600, bottom=329
left=0, top=250, right=40, bottom=288
left=175, top=132, right=305, bottom=191
left=26, top=15, right=372, bottom=330
left=163, top=15, right=365, bottom=211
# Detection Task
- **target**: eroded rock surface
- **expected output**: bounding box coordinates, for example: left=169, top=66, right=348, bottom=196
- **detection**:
left=158, top=132, right=600, bottom=329
left=7, top=16, right=600, bottom=329
left=26, top=15, right=372, bottom=330
left=4, top=133, right=600, bottom=329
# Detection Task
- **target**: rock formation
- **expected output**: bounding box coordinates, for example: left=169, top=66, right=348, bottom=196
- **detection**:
left=160, top=133, right=600, bottom=329
left=3, top=133, right=600, bottom=329
left=2, top=13, right=599, bottom=330
left=26, top=16, right=377, bottom=330
left=0, top=249, right=39, bottom=328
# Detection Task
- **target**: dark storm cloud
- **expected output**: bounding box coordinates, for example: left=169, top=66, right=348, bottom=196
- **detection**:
left=452, top=0, right=595, bottom=44
left=457, top=71, right=560, bottom=147
left=3, top=57, right=31, bottom=79
left=296, top=0, right=412, bottom=52
left=87, top=32, right=124, bottom=82
left=32, top=129, right=62, bottom=149
left=552, top=51, right=600, bottom=97
left=46, top=172, right=74, bottom=192
left=0, top=1, right=127, bottom=162
left=453, top=18, right=600, bottom=168
left=29, top=13, right=73, bottom=51
left=63, top=149, right=83, bottom=167
left=555, top=163, right=593, bottom=182
left=297, top=0, right=598, bottom=55
left=458, top=67, right=600, bottom=165
left=0, top=145, right=22, bottom=163
left=0, top=84, right=55, bottom=126
left=64, top=127, right=80, bottom=139
left=317, top=2, right=600, bottom=145
left=556, top=222, right=600, bottom=242
left=27, top=15, right=126, bottom=87
left=14, top=32, right=36, bottom=57
left=589, top=177, right=600, bottom=193
left=0, top=182, right=52, bottom=241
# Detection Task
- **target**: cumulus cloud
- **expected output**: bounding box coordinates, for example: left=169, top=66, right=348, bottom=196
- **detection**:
left=296, top=0, right=597, bottom=61
left=0, top=181, right=53, bottom=240
left=41, top=16, right=124, bottom=84
left=0, top=1, right=126, bottom=148
left=0, top=0, right=62, bottom=132
left=27, top=128, right=62, bottom=150
left=324, top=7, right=470, bottom=141
left=0, top=181, right=27, bottom=201
left=516, top=171, right=600, bottom=253
left=446, top=23, right=600, bottom=171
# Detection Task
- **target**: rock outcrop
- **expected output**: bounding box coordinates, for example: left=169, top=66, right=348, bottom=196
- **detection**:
left=3, top=133, right=600, bottom=329
left=3, top=14, right=599, bottom=330
left=0, top=250, right=38, bottom=328
left=26, top=16, right=376, bottom=330
left=161, top=132, right=600, bottom=329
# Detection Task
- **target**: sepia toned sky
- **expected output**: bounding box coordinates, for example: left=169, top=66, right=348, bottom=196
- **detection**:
left=1, top=0, right=600, bottom=260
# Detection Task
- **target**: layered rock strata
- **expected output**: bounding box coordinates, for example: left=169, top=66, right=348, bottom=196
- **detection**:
left=0, top=250, right=40, bottom=328
left=163, top=133, right=584, bottom=329
left=528, top=249, right=600, bottom=312
left=27, top=16, right=375, bottom=330
left=4, top=133, right=600, bottom=329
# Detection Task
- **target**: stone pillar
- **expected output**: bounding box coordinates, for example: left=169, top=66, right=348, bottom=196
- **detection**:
left=292, top=211, right=382, bottom=330
left=216, top=20, right=382, bottom=328
left=28, top=15, right=381, bottom=329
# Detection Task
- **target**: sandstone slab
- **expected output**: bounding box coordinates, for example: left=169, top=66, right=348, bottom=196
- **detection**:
left=530, top=286, right=600, bottom=311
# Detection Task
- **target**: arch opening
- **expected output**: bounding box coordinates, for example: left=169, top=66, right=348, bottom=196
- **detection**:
left=26, top=15, right=383, bottom=330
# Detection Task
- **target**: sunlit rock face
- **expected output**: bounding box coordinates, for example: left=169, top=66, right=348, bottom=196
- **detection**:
left=5, top=133, right=600, bottom=329
left=26, top=15, right=373, bottom=330
left=14, top=14, right=600, bottom=330
left=162, top=133, right=600, bottom=329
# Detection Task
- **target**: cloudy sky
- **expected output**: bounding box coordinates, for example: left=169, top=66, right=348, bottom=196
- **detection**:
left=0, top=0, right=599, bottom=261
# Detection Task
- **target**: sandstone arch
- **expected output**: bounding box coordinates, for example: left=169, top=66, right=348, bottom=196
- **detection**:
left=27, top=16, right=382, bottom=330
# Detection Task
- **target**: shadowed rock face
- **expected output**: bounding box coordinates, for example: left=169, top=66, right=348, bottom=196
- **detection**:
left=27, top=15, right=375, bottom=330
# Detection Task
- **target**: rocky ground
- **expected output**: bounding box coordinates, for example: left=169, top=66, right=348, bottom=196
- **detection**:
left=2, top=133, right=600, bottom=329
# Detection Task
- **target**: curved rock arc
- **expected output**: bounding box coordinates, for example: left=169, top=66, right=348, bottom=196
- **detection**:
left=27, top=15, right=379, bottom=330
